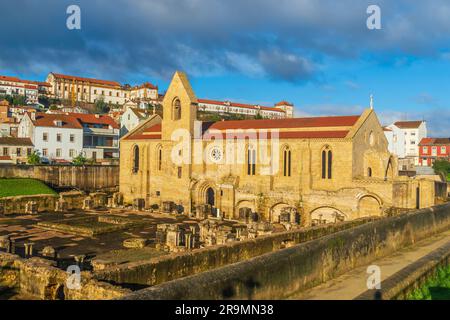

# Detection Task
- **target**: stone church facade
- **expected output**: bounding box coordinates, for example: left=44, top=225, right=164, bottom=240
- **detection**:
left=119, top=71, right=436, bottom=226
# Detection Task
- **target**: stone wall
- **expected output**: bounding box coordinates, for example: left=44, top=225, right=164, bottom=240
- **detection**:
left=0, top=191, right=87, bottom=215
left=94, top=218, right=377, bottom=287
left=0, top=253, right=130, bottom=300
left=356, top=241, right=450, bottom=300
left=121, top=203, right=450, bottom=300
left=0, top=164, right=119, bottom=191
left=0, top=194, right=58, bottom=215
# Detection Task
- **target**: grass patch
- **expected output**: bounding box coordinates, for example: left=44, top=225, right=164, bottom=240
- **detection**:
left=0, top=178, right=57, bottom=198
left=407, top=265, right=450, bottom=300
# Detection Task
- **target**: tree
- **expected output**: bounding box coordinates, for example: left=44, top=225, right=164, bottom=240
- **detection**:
left=49, top=104, right=59, bottom=110
left=94, top=97, right=109, bottom=114
left=27, top=151, right=41, bottom=165
left=72, top=154, right=88, bottom=166
left=12, top=94, right=27, bottom=105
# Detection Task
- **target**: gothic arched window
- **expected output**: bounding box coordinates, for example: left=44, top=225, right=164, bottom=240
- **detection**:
left=321, top=146, right=332, bottom=179
left=283, top=146, right=291, bottom=177
left=132, top=145, right=139, bottom=174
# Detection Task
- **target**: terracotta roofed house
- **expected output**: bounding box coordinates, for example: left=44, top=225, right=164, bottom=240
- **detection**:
left=419, top=137, right=450, bottom=166
left=0, top=137, right=34, bottom=164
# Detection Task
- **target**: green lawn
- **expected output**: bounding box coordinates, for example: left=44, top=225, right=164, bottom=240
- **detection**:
left=0, top=178, right=57, bottom=198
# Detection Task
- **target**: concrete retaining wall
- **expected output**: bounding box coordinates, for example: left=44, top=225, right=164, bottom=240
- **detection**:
left=121, top=203, right=450, bottom=300
left=0, top=164, right=119, bottom=191
left=356, top=241, right=450, bottom=300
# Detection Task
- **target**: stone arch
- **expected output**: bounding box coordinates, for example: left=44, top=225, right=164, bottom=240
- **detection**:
left=195, top=181, right=218, bottom=206
left=358, top=195, right=382, bottom=218
left=270, top=202, right=299, bottom=224
left=235, top=200, right=256, bottom=220
left=385, top=156, right=394, bottom=180
left=310, top=206, right=347, bottom=226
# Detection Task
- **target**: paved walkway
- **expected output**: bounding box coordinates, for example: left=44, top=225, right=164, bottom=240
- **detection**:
left=288, top=229, right=450, bottom=300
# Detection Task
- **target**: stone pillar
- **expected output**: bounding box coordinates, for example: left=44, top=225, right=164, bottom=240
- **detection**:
left=0, top=235, right=10, bottom=252
left=25, top=201, right=38, bottom=214
left=185, top=233, right=192, bottom=250
left=24, top=242, right=34, bottom=257
left=82, top=197, right=94, bottom=210
left=55, top=200, right=68, bottom=212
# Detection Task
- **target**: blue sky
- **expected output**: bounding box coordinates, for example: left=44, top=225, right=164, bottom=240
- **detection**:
left=1, top=0, right=450, bottom=135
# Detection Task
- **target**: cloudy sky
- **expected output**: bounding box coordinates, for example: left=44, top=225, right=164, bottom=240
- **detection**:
left=1, top=0, right=450, bottom=135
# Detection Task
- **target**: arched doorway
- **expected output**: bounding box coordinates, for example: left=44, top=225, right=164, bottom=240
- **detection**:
left=358, top=196, right=382, bottom=217
left=206, top=188, right=215, bottom=206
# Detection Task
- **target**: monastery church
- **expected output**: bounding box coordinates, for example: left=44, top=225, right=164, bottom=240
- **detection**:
left=119, top=71, right=436, bottom=226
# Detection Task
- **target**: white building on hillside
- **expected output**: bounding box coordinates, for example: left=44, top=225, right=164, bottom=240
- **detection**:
left=18, top=112, right=84, bottom=163
left=18, top=112, right=120, bottom=163
left=120, top=106, right=150, bottom=137
left=197, top=98, right=293, bottom=119
left=385, top=120, right=427, bottom=166
left=0, top=75, right=39, bottom=104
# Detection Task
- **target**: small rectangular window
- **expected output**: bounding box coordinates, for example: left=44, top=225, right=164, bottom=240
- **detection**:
left=178, top=167, right=182, bottom=178
left=43, top=132, right=48, bottom=142
left=57, top=133, right=62, bottom=142
left=70, top=134, right=75, bottom=143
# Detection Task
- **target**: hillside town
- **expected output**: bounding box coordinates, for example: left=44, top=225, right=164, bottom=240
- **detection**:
left=0, top=70, right=449, bottom=301
left=0, top=72, right=448, bottom=177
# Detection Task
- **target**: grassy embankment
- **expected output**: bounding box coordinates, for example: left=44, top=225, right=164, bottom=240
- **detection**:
left=0, top=178, right=57, bottom=198
left=407, top=265, right=450, bottom=300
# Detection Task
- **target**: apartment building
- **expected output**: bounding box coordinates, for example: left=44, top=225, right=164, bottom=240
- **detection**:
left=0, top=75, right=39, bottom=104
left=46, top=73, right=159, bottom=106
left=120, top=106, right=150, bottom=137
left=0, top=137, right=34, bottom=164
left=385, top=120, right=427, bottom=166
left=18, top=112, right=119, bottom=163
left=419, top=138, right=450, bottom=166
left=197, top=98, right=293, bottom=119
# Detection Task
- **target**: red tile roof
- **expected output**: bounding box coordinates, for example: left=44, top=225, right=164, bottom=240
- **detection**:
left=51, top=73, right=121, bottom=88
left=0, top=137, right=33, bottom=146
left=31, top=113, right=83, bottom=129
left=202, top=115, right=360, bottom=131
left=133, top=82, right=158, bottom=90
left=394, top=121, right=424, bottom=129
left=419, top=138, right=450, bottom=146
left=203, top=130, right=349, bottom=140
left=69, top=113, right=119, bottom=129
left=275, top=101, right=293, bottom=107
left=125, top=114, right=358, bottom=141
